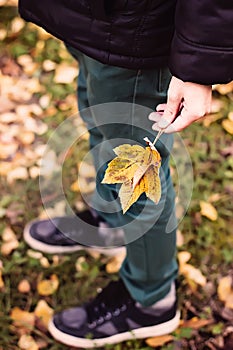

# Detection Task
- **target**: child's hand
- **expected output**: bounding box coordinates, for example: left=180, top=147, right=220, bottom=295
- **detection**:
left=149, top=76, right=212, bottom=133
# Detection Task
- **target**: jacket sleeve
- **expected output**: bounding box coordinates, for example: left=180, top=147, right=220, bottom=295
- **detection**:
left=169, top=0, right=233, bottom=85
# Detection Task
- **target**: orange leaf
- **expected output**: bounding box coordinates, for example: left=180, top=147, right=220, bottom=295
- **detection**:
left=181, top=317, right=213, bottom=329
left=146, top=335, right=174, bottom=347
left=11, top=307, right=35, bottom=328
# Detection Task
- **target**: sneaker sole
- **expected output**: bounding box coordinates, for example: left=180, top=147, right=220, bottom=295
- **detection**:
left=48, top=310, right=180, bottom=349
left=24, top=220, right=126, bottom=257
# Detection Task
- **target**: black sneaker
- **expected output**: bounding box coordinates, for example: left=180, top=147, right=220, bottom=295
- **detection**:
left=24, top=210, right=126, bottom=256
left=48, top=279, right=180, bottom=349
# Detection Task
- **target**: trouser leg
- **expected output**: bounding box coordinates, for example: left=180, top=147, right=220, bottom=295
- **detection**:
left=67, top=46, right=178, bottom=306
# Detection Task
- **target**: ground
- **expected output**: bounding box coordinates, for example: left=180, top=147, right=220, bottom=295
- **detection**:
left=0, top=2, right=233, bottom=350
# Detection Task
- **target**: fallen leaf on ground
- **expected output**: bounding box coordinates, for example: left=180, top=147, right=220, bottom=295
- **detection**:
left=11, top=307, right=35, bottom=329
left=39, top=94, right=51, bottom=108
left=7, top=166, right=28, bottom=184
left=1, top=227, right=19, bottom=255
left=2, top=226, right=17, bottom=241
left=0, top=96, right=15, bottom=113
left=37, top=274, right=59, bottom=296
left=102, top=140, right=161, bottom=213
left=177, top=251, right=191, bottom=265
left=218, top=276, right=233, bottom=309
left=1, top=240, right=19, bottom=255
left=17, top=131, right=35, bottom=145
left=222, top=119, right=233, bottom=135
left=18, top=334, right=38, bottom=350
left=11, top=17, right=25, bottom=34
left=39, top=256, right=50, bottom=268
left=34, top=300, right=54, bottom=328
left=17, top=54, right=33, bottom=67
left=180, top=317, right=213, bottom=329
left=200, top=201, right=218, bottom=221
left=181, top=264, right=207, bottom=287
left=146, top=334, right=174, bottom=347
left=18, top=280, right=31, bottom=294
left=27, top=250, right=43, bottom=259
left=54, top=64, right=78, bottom=84
left=42, top=59, right=56, bottom=72
left=0, top=112, right=18, bottom=123
left=29, top=166, right=40, bottom=179
left=178, top=251, right=207, bottom=287
left=0, top=142, right=18, bottom=159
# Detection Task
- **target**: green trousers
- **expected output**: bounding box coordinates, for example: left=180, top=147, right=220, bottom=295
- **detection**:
left=67, top=46, right=178, bottom=307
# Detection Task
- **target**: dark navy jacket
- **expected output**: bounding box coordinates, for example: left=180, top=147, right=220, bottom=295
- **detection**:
left=19, top=0, right=233, bottom=84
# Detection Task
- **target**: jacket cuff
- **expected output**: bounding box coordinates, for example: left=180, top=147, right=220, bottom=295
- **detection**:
left=169, top=32, right=233, bottom=85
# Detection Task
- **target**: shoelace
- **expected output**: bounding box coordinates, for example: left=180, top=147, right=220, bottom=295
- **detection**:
left=85, top=280, right=133, bottom=328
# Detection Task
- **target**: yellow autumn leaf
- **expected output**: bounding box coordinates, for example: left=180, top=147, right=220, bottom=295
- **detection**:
left=144, top=166, right=161, bottom=204
left=119, top=177, right=146, bottom=214
left=217, top=276, right=233, bottom=309
left=222, top=119, right=233, bottom=135
left=102, top=141, right=161, bottom=213
left=218, top=276, right=232, bottom=302
left=103, top=158, right=139, bottom=184
left=200, top=201, right=218, bottom=221
left=34, top=300, right=54, bottom=328
left=37, top=274, right=59, bottom=296
left=11, top=307, right=35, bottom=328
left=178, top=251, right=207, bottom=287
left=178, top=251, right=191, bottom=265
left=113, top=144, right=146, bottom=159
left=181, top=263, right=207, bottom=287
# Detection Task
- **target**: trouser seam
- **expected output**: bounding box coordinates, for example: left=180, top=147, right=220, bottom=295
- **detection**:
left=130, top=69, right=141, bottom=136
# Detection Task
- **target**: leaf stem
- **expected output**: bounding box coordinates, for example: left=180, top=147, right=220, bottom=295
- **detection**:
left=152, top=129, right=164, bottom=146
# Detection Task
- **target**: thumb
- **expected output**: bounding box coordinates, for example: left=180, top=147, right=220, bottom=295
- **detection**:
left=158, top=77, right=183, bottom=129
